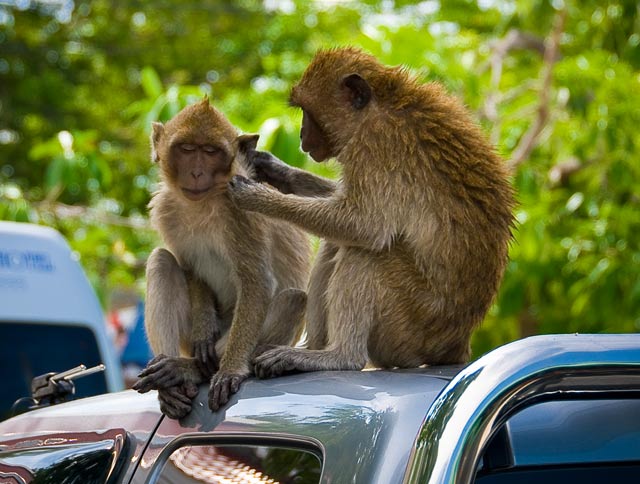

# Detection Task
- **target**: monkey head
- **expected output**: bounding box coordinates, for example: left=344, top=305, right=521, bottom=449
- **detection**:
left=150, top=98, right=258, bottom=201
left=290, top=47, right=403, bottom=163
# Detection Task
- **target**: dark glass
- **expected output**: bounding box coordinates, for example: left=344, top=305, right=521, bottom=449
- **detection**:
left=476, top=399, right=640, bottom=484
left=0, top=437, right=129, bottom=484
left=158, top=444, right=322, bottom=484
left=0, top=322, right=108, bottom=420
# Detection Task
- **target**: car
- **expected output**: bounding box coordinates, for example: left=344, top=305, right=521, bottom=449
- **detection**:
left=0, top=334, right=639, bottom=483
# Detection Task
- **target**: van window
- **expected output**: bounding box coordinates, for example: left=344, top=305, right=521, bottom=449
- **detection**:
left=0, top=322, right=108, bottom=420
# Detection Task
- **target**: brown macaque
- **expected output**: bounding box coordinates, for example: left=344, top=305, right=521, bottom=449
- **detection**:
left=228, top=47, right=515, bottom=377
left=133, top=98, right=310, bottom=417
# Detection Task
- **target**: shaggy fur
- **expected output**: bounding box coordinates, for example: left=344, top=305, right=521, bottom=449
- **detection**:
left=136, top=99, right=310, bottom=415
left=228, top=47, right=515, bottom=375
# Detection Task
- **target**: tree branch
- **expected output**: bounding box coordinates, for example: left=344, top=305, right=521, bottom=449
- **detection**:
left=508, top=9, right=567, bottom=169
left=481, top=29, right=546, bottom=144
left=36, top=201, right=150, bottom=229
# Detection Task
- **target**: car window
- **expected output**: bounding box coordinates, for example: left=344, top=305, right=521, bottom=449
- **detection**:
left=0, top=321, right=108, bottom=420
left=475, top=399, right=640, bottom=484
left=154, top=443, right=321, bottom=484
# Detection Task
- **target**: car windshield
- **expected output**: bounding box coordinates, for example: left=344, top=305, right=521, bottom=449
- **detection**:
left=0, top=322, right=108, bottom=420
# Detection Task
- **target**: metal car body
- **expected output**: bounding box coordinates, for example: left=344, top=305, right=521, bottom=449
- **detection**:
left=1, top=334, right=639, bottom=484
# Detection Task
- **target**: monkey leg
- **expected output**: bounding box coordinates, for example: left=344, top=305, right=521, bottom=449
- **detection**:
left=187, top=273, right=222, bottom=375
left=256, top=288, right=307, bottom=352
left=305, top=241, right=338, bottom=349
left=366, top=250, right=473, bottom=368
left=254, top=247, right=375, bottom=378
left=208, top=262, right=275, bottom=411
left=144, top=248, right=191, bottom=357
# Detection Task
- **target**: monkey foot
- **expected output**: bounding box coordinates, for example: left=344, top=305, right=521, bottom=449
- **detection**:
left=157, top=383, right=199, bottom=420
left=253, top=346, right=305, bottom=379
left=133, top=355, right=199, bottom=393
left=208, top=372, right=247, bottom=411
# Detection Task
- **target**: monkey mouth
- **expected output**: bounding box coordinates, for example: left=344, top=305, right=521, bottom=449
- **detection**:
left=181, top=187, right=212, bottom=201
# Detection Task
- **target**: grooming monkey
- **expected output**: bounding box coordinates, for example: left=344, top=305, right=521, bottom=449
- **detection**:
left=133, top=99, right=310, bottom=416
left=228, top=47, right=515, bottom=377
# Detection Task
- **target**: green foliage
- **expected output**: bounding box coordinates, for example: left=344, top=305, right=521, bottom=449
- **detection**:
left=1, top=0, right=638, bottom=355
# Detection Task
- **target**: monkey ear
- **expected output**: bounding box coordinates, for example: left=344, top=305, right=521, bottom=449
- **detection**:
left=150, top=122, right=165, bottom=163
left=342, top=74, right=371, bottom=110
left=238, top=133, right=260, bottom=153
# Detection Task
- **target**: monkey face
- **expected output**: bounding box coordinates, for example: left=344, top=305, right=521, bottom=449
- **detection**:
left=169, top=141, right=232, bottom=201
left=151, top=99, right=250, bottom=202
left=300, top=110, right=335, bottom=162
left=291, top=49, right=373, bottom=163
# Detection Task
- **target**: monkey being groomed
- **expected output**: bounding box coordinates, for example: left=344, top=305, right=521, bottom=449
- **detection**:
left=133, top=99, right=310, bottom=417
left=228, top=47, right=515, bottom=377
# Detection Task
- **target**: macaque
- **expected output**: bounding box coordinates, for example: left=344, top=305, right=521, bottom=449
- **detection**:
left=227, top=47, right=515, bottom=377
left=133, top=98, right=310, bottom=416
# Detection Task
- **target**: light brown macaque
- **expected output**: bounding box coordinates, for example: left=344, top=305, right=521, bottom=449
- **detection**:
left=133, top=99, right=310, bottom=416
left=228, top=47, right=515, bottom=377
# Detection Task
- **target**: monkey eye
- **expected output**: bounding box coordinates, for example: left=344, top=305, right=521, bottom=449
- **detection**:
left=202, top=145, right=220, bottom=154
left=179, top=143, right=197, bottom=152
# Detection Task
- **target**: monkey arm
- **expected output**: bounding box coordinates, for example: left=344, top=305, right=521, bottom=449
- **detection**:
left=187, top=274, right=221, bottom=374
left=247, top=150, right=336, bottom=197
left=228, top=176, right=394, bottom=249
left=208, top=228, right=275, bottom=411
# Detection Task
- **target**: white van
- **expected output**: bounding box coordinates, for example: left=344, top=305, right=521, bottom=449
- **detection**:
left=0, top=221, right=123, bottom=419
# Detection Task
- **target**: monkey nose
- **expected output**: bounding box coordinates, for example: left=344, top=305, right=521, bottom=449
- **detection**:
left=191, top=171, right=203, bottom=179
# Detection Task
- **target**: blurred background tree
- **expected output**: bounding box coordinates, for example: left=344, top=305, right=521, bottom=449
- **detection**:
left=1, top=0, right=638, bottom=356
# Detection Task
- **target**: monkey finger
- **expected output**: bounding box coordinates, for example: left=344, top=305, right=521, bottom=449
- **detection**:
left=252, top=344, right=278, bottom=360
left=137, top=359, right=172, bottom=379
left=208, top=380, right=225, bottom=411
left=229, top=175, right=252, bottom=189
left=133, top=371, right=167, bottom=391
left=208, top=373, right=245, bottom=411
left=159, top=387, right=192, bottom=406
left=137, top=366, right=155, bottom=379
left=252, top=150, right=286, bottom=167
left=132, top=379, right=153, bottom=393
left=147, top=354, right=168, bottom=366
left=206, top=343, right=219, bottom=373
left=183, top=382, right=199, bottom=399
left=150, top=371, right=183, bottom=389
left=230, top=376, right=243, bottom=394
left=160, top=402, right=191, bottom=420
left=254, top=351, right=297, bottom=379
left=133, top=373, right=167, bottom=393
left=158, top=390, right=192, bottom=419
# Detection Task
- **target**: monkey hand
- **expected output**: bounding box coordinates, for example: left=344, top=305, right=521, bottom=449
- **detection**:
left=157, top=383, right=199, bottom=420
left=208, top=371, right=248, bottom=411
left=133, top=355, right=202, bottom=393
left=246, top=150, right=294, bottom=193
left=192, top=338, right=220, bottom=376
left=192, top=316, right=221, bottom=377
left=228, top=175, right=277, bottom=212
